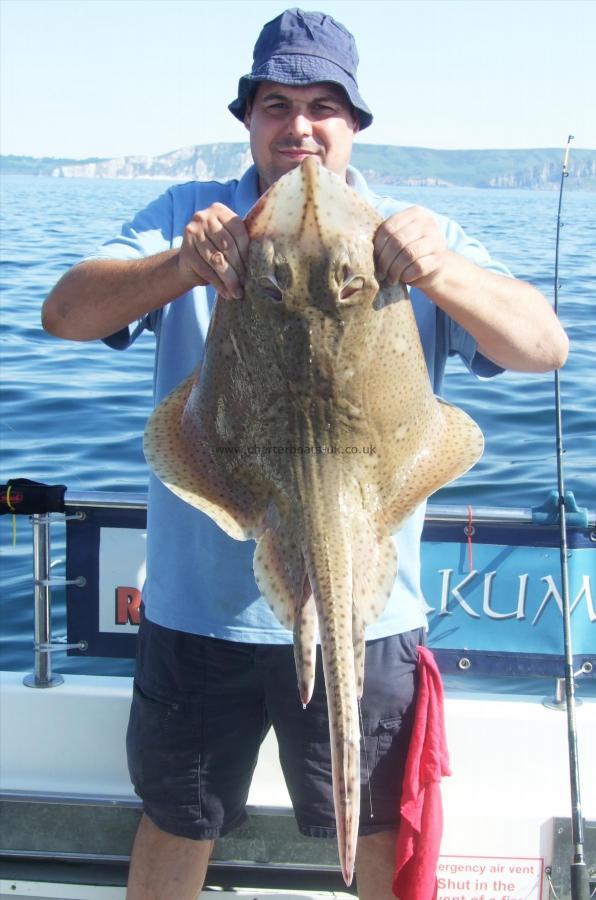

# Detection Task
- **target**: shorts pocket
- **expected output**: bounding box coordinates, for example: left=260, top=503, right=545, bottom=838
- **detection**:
left=359, top=714, right=403, bottom=784
left=374, top=715, right=403, bottom=760
left=357, top=714, right=409, bottom=827
left=126, top=682, right=202, bottom=820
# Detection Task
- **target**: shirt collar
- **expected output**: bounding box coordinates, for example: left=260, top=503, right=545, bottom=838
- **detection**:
left=234, top=165, right=261, bottom=218
left=346, top=164, right=372, bottom=200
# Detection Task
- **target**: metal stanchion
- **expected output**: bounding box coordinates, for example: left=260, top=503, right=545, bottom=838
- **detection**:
left=22, top=512, right=87, bottom=688
left=23, top=514, right=64, bottom=688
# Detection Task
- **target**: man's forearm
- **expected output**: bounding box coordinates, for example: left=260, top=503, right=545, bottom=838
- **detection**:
left=42, top=251, right=202, bottom=342
left=419, top=251, right=569, bottom=372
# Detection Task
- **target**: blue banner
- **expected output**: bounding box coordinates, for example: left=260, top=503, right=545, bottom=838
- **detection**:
left=66, top=501, right=595, bottom=676
left=421, top=520, right=594, bottom=675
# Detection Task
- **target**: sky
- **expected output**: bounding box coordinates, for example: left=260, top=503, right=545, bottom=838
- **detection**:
left=1, top=0, right=594, bottom=159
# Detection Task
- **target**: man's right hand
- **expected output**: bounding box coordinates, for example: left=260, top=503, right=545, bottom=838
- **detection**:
left=178, top=203, right=249, bottom=300
left=42, top=204, right=251, bottom=343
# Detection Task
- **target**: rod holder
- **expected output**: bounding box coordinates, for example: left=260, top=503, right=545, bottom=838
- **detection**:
left=23, top=514, right=64, bottom=689
left=543, top=663, right=592, bottom=711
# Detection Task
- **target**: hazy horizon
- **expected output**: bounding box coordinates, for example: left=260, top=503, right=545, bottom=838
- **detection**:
left=3, top=141, right=594, bottom=162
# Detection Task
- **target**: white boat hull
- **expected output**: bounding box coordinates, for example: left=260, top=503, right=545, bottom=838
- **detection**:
left=1, top=670, right=594, bottom=898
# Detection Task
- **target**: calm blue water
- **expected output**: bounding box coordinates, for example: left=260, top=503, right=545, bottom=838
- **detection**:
left=1, top=174, right=595, bottom=676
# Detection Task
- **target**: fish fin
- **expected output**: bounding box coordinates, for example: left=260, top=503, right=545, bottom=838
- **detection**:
left=351, top=522, right=397, bottom=697
left=294, top=590, right=317, bottom=706
left=143, top=371, right=270, bottom=541
left=253, top=526, right=307, bottom=630
left=382, top=397, right=484, bottom=533
left=255, top=528, right=317, bottom=705
left=351, top=522, right=398, bottom=625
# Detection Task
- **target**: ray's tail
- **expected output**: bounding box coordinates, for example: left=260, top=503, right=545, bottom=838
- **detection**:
left=301, top=511, right=361, bottom=886
left=317, top=611, right=361, bottom=886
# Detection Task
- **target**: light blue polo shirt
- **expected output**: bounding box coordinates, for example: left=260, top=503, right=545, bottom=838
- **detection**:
left=94, top=165, right=509, bottom=642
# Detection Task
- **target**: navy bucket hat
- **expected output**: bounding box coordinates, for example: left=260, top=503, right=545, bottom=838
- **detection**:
left=228, top=8, right=373, bottom=130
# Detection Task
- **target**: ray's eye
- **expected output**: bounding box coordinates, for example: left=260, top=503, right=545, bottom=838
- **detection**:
left=259, top=276, right=283, bottom=303
left=340, top=275, right=365, bottom=301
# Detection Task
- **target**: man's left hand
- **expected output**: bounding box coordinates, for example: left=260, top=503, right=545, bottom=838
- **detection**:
left=371, top=205, right=568, bottom=373
left=373, top=206, right=447, bottom=289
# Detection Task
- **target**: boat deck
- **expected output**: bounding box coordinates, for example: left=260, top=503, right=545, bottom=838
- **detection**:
left=1, top=670, right=594, bottom=899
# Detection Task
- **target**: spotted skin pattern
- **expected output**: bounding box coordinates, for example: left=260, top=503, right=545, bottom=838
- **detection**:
left=143, top=157, right=484, bottom=885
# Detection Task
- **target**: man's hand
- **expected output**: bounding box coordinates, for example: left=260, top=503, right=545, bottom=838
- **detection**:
left=179, top=203, right=250, bottom=300
left=372, top=206, right=568, bottom=373
left=373, top=205, right=447, bottom=289
left=42, top=203, right=251, bottom=342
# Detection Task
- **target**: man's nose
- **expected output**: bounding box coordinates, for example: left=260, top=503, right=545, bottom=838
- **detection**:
left=285, top=110, right=313, bottom=138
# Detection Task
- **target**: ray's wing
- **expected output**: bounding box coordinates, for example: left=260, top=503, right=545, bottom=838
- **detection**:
left=364, top=287, right=484, bottom=534
left=143, top=296, right=277, bottom=541
left=380, top=397, right=484, bottom=534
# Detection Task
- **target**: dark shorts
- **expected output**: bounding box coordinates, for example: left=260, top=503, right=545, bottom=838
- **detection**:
left=126, top=611, right=424, bottom=841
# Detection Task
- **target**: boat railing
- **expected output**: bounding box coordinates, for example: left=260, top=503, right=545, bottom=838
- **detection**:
left=6, top=487, right=596, bottom=692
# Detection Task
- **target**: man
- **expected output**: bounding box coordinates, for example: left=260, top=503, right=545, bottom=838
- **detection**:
left=42, top=9, right=568, bottom=900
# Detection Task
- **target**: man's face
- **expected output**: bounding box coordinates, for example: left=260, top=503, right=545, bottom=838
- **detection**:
left=244, top=81, right=359, bottom=193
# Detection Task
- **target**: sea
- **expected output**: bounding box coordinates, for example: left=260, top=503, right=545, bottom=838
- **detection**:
left=1, top=173, right=595, bottom=678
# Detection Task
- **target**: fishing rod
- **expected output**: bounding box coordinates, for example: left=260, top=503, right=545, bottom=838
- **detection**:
left=552, top=134, right=590, bottom=900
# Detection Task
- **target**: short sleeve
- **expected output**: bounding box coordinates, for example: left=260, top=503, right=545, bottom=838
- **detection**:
left=441, top=215, right=511, bottom=378
left=87, top=190, right=176, bottom=349
left=90, top=189, right=175, bottom=262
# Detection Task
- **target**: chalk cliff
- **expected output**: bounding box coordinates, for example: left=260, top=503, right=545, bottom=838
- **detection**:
left=2, top=145, right=595, bottom=189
